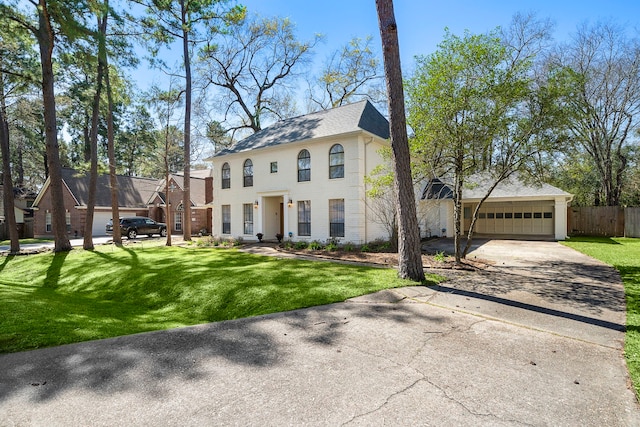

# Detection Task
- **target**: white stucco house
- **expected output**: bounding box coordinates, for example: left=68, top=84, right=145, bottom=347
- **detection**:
left=419, top=173, right=573, bottom=240
left=209, top=100, right=391, bottom=243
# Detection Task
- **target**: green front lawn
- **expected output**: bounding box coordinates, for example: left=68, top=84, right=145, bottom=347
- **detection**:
left=0, top=244, right=442, bottom=354
left=562, top=237, right=640, bottom=396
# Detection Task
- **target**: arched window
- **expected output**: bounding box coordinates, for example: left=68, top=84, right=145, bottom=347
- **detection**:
left=243, top=159, right=253, bottom=187
left=298, top=149, right=310, bottom=182
left=221, top=162, right=231, bottom=189
left=329, top=144, right=344, bottom=179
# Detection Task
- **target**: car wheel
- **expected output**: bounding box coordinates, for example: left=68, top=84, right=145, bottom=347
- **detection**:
left=148, top=234, right=153, bottom=238
left=127, top=229, right=137, bottom=239
left=160, top=228, right=167, bottom=237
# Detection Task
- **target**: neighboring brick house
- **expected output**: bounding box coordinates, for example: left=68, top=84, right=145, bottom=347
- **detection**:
left=32, top=168, right=213, bottom=238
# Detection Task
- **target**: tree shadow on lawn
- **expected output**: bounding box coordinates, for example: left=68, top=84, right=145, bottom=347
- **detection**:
left=0, top=299, right=445, bottom=403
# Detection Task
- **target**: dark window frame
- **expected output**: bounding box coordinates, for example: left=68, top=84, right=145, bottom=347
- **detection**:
left=329, top=199, right=345, bottom=238
left=221, top=162, right=231, bottom=189
left=243, top=159, right=253, bottom=187
left=329, top=144, right=344, bottom=179
left=297, top=200, right=311, bottom=236
left=243, top=203, right=253, bottom=235
left=298, top=149, right=311, bottom=182
left=222, top=205, right=231, bottom=234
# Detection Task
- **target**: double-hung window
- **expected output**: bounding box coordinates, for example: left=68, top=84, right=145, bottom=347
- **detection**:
left=221, top=162, right=230, bottom=189
left=243, top=203, right=254, bottom=235
left=298, top=200, right=311, bottom=236
left=329, top=199, right=345, bottom=238
left=243, top=159, right=253, bottom=187
left=222, top=205, right=231, bottom=234
left=329, top=144, right=344, bottom=179
left=298, top=149, right=310, bottom=182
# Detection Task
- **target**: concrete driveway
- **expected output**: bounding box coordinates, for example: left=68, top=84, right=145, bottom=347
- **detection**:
left=1, top=240, right=638, bottom=426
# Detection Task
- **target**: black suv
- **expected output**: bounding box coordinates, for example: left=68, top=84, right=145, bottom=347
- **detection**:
left=106, top=217, right=167, bottom=239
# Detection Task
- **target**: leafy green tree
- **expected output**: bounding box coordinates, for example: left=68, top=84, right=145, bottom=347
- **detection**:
left=0, top=0, right=90, bottom=252
left=308, top=36, right=385, bottom=111
left=406, top=15, right=565, bottom=262
left=375, top=0, right=424, bottom=281
left=199, top=15, right=319, bottom=136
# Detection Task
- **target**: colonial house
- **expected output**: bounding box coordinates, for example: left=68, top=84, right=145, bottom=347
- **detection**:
left=32, top=168, right=213, bottom=238
left=209, top=100, right=391, bottom=244
left=420, top=173, right=573, bottom=240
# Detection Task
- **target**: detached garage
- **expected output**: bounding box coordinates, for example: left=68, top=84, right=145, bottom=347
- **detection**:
left=419, top=173, right=573, bottom=240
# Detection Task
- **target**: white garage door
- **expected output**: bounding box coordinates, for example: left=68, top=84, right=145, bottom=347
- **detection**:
left=471, top=202, right=554, bottom=236
left=92, top=211, right=114, bottom=236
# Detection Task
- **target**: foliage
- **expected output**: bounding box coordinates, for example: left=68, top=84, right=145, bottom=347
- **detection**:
left=0, top=245, right=439, bottom=353
left=405, top=14, right=566, bottom=261
left=295, top=240, right=310, bottom=250
left=561, top=237, right=640, bottom=397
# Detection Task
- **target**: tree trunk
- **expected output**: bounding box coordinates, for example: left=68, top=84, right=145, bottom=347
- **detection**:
left=375, top=0, right=424, bottom=282
left=0, top=71, right=19, bottom=253
left=181, top=0, right=192, bottom=241
left=103, top=14, right=121, bottom=245
left=83, top=12, right=108, bottom=250
left=37, top=0, right=71, bottom=252
left=453, top=163, right=463, bottom=264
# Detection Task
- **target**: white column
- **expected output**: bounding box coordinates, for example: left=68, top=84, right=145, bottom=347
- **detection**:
left=255, top=196, right=263, bottom=238
left=555, top=198, right=568, bottom=240
left=283, top=194, right=290, bottom=239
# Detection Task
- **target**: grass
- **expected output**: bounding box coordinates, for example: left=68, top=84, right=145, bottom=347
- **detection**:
left=0, top=244, right=443, bottom=354
left=562, top=236, right=640, bottom=396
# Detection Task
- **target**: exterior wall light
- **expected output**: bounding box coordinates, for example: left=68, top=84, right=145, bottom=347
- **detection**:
left=287, top=198, right=293, bottom=207
left=254, top=200, right=259, bottom=208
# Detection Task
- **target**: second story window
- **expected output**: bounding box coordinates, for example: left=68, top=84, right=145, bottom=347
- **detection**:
left=298, top=149, right=310, bottom=182
left=243, top=159, right=253, bottom=187
left=329, top=144, right=344, bottom=179
left=221, top=162, right=231, bottom=189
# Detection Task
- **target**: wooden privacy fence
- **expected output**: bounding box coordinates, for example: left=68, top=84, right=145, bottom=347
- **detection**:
left=568, top=206, right=640, bottom=237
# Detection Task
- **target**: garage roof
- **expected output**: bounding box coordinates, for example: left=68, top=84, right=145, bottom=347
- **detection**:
left=422, top=173, right=572, bottom=201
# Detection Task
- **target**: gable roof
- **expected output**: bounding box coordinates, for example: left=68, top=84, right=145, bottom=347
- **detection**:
left=155, top=174, right=209, bottom=206
left=422, top=172, right=572, bottom=201
left=60, top=168, right=159, bottom=208
left=213, top=100, right=389, bottom=157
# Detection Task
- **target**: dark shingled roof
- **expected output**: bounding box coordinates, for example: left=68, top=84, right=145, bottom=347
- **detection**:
left=421, top=178, right=454, bottom=200
left=421, top=173, right=572, bottom=201
left=61, top=168, right=159, bottom=208
left=214, top=100, right=389, bottom=157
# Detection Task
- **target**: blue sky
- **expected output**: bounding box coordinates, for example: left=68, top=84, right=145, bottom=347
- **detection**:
left=236, top=0, right=640, bottom=74
left=136, top=0, right=640, bottom=92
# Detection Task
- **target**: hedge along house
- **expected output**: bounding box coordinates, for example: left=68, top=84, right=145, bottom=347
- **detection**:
left=209, top=100, right=391, bottom=243
left=420, top=173, right=573, bottom=240
left=32, top=168, right=213, bottom=238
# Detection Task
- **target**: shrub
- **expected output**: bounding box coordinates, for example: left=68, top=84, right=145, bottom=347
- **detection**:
left=309, top=240, right=323, bottom=250
left=344, top=242, right=354, bottom=252
left=295, top=240, right=309, bottom=250
left=434, top=250, right=447, bottom=262
left=325, top=242, right=338, bottom=251
left=361, top=244, right=371, bottom=252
